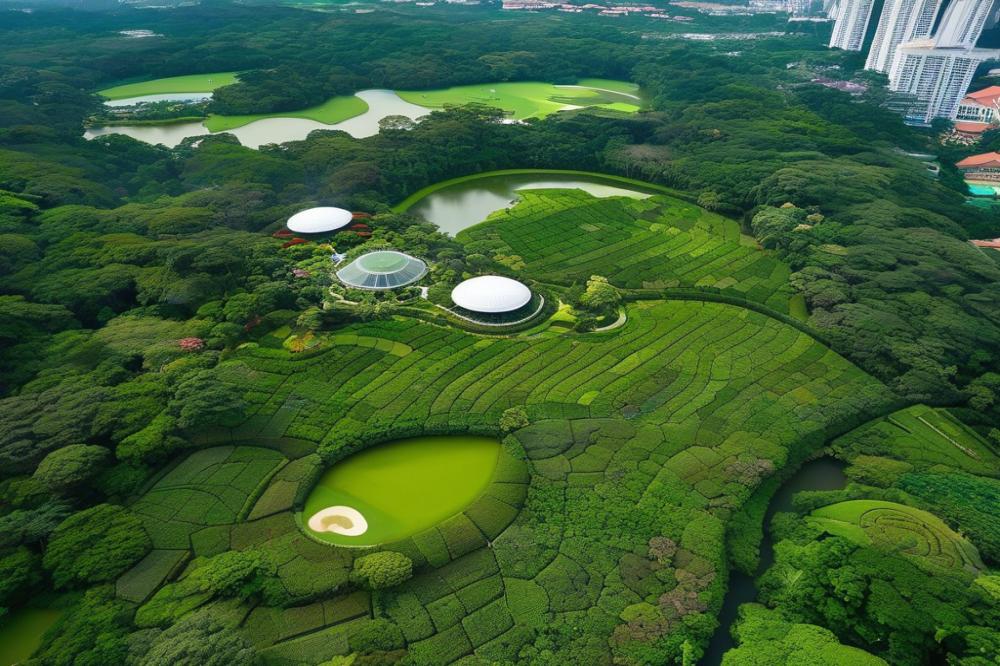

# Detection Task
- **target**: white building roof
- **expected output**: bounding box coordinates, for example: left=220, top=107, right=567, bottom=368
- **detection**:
left=451, top=275, right=532, bottom=313
left=287, top=207, right=353, bottom=234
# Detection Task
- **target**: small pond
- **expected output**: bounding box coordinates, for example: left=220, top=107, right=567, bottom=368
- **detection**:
left=84, top=89, right=429, bottom=149
left=303, top=435, right=500, bottom=547
left=408, top=172, right=660, bottom=235
left=0, top=607, right=61, bottom=666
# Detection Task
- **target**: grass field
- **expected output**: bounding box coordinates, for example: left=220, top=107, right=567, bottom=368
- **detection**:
left=114, top=188, right=899, bottom=663
left=397, top=79, right=641, bottom=120
left=808, top=499, right=985, bottom=573
left=833, top=404, right=1000, bottom=474
left=458, top=189, right=794, bottom=311
left=99, top=72, right=239, bottom=100
left=122, top=298, right=891, bottom=663
left=203, top=94, right=369, bottom=131
left=303, top=436, right=501, bottom=546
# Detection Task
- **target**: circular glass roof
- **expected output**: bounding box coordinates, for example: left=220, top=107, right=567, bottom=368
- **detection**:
left=451, top=275, right=532, bottom=313
left=357, top=251, right=410, bottom=274
left=287, top=207, right=353, bottom=234
left=336, top=250, right=427, bottom=290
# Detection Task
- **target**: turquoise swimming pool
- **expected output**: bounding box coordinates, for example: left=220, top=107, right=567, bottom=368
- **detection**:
left=968, top=183, right=999, bottom=196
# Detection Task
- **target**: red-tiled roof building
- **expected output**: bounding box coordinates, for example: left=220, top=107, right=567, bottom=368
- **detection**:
left=957, top=86, right=1000, bottom=124
left=957, top=151, right=1000, bottom=181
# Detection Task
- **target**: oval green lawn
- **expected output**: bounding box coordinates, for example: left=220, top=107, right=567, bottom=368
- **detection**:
left=303, top=436, right=500, bottom=546
left=99, top=72, right=239, bottom=100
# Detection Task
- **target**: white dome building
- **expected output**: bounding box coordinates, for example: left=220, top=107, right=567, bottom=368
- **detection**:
left=286, top=207, right=354, bottom=234
left=451, top=276, right=532, bottom=313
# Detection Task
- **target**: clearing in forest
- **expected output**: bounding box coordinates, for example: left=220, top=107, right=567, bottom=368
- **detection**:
left=397, top=79, right=642, bottom=119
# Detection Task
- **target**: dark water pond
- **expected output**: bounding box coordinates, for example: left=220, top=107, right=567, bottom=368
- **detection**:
left=700, top=457, right=847, bottom=665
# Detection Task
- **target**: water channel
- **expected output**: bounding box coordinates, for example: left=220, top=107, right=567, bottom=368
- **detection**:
left=700, top=457, right=848, bottom=665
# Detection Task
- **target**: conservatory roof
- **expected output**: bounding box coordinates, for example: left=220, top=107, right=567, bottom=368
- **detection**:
left=286, top=207, right=353, bottom=234
left=336, top=250, right=427, bottom=290
left=451, top=275, right=532, bottom=313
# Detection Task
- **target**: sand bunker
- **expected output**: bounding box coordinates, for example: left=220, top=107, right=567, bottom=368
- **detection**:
left=308, top=506, right=368, bottom=537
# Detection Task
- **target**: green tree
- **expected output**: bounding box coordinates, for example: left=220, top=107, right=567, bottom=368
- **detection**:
left=133, top=610, right=256, bottom=666
left=352, top=551, right=413, bottom=590
left=32, top=444, right=110, bottom=493
left=580, top=275, right=620, bottom=314
left=500, top=406, right=530, bottom=433
left=347, top=618, right=405, bottom=653
left=43, top=504, right=152, bottom=588
left=169, top=370, right=246, bottom=429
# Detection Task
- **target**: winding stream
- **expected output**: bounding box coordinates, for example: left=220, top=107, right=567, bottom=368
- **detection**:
left=700, top=457, right=848, bottom=665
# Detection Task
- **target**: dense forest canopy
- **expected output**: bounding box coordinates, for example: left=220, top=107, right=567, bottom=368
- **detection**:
left=1, top=3, right=999, bottom=665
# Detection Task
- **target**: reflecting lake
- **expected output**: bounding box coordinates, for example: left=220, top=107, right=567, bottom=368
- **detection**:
left=408, top=172, right=659, bottom=235
left=84, top=89, right=429, bottom=148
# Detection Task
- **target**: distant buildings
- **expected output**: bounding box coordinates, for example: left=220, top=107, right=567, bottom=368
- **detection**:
left=951, top=86, right=1000, bottom=141
left=957, top=85, right=1000, bottom=123
left=865, top=0, right=941, bottom=75
left=892, top=41, right=998, bottom=123
left=828, top=0, right=876, bottom=51
left=829, top=0, right=1000, bottom=124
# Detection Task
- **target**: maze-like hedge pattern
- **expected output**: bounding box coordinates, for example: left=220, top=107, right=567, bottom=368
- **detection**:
left=831, top=404, right=1000, bottom=474
left=808, top=500, right=984, bottom=574
left=457, top=190, right=794, bottom=312
left=159, top=299, right=888, bottom=663
left=123, top=184, right=897, bottom=663
left=132, top=446, right=286, bottom=550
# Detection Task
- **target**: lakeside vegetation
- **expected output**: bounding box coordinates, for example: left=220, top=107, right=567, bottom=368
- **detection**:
left=0, top=3, right=999, bottom=665
left=202, top=94, right=369, bottom=131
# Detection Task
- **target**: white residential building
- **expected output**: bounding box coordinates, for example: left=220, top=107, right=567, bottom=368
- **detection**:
left=864, top=0, right=942, bottom=74
left=881, top=0, right=1000, bottom=124
left=934, top=0, right=996, bottom=48
left=891, top=41, right=999, bottom=123
left=828, top=0, right=877, bottom=51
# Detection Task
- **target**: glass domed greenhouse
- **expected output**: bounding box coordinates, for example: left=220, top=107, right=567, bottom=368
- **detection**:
left=336, top=250, right=427, bottom=290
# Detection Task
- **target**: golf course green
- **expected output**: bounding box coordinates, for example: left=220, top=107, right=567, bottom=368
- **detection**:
left=202, top=94, right=369, bottom=131
left=396, top=78, right=642, bottom=119
left=98, top=72, right=239, bottom=100
left=303, top=436, right=501, bottom=546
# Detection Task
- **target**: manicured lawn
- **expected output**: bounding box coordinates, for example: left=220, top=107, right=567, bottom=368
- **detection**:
left=203, top=94, right=369, bottom=131
left=397, top=80, right=641, bottom=120
left=99, top=72, right=239, bottom=100
left=458, top=188, right=795, bottom=312
left=807, top=499, right=985, bottom=572
left=834, top=404, right=1000, bottom=474
left=303, top=436, right=500, bottom=546
left=125, top=295, right=890, bottom=663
